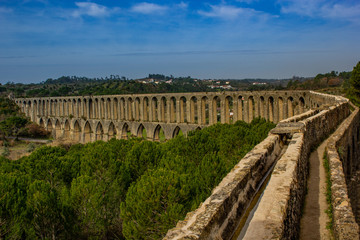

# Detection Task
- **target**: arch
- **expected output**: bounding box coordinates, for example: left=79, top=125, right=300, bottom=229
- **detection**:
left=170, top=97, right=177, bottom=123
left=89, top=99, right=93, bottom=119
left=190, top=97, right=198, bottom=124
left=299, top=97, right=305, bottom=114
left=137, top=124, right=147, bottom=139
left=143, top=97, right=149, bottom=121
left=84, top=121, right=92, bottom=143
left=113, top=98, right=119, bottom=120
left=268, top=97, right=274, bottom=122
left=108, top=122, right=117, bottom=139
left=287, top=97, right=294, bottom=118
left=100, top=98, right=105, bottom=119
left=278, top=97, right=284, bottom=121
left=95, top=122, right=104, bottom=141
left=151, top=97, right=158, bottom=122
left=135, top=97, right=141, bottom=121
left=179, top=97, right=187, bottom=123
left=259, top=96, right=265, bottom=119
left=212, top=96, right=221, bottom=124
left=200, top=96, right=209, bottom=125
left=73, top=120, right=81, bottom=142
left=127, top=97, right=133, bottom=121
left=55, top=120, right=62, bottom=138
left=76, top=99, right=81, bottom=118
left=173, top=126, right=183, bottom=138
left=121, top=123, right=131, bottom=139
left=39, top=118, right=45, bottom=128
left=64, top=120, right=71, bottom=139
left=120, top=98, right=126, bottom=120
left=153, top=124, right=165, bottom=142
left=47, top=119, right=53, bottom=131
left=72, top=99, right=76, bottom=117
left=160, top=97, right=167, bottom=122
left=106, top=98, right=111, bottom=119
left=82, top=99, right=87, bottom=119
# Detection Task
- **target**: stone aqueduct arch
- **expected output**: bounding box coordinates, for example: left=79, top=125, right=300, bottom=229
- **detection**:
left=15, top=91, right=331, bottom=143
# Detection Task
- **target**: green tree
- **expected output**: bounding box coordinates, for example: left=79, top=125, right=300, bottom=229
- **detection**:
left=0, top=116, right=28, bottom=139
left=350, top=61, right=360, bottom=97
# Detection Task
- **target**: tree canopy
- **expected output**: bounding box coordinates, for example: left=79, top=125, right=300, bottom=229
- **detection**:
left=0, top=119, right=275, bottom=239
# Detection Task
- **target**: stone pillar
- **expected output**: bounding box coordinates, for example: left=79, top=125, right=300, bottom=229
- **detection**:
left=198, top=97, right=204, bottom=125
left=186, top=98, right=192, bottom=123
left=221, top=97, right=226, bottom=124
left=243, top=97, right=249, bottom=123
left=166, top=97, right=171, bottom=123
left=176, top=98, right=181, bottom=124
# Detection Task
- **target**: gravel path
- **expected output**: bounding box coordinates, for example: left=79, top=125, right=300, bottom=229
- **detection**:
left=300, top=140, right=333, bottom=240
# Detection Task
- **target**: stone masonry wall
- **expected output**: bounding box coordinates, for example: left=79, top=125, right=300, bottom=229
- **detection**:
left=326, top=103, right=360, bottom=240
left=164, top=135, right=283, bottom=240
left=243, top=98, right=351, bottom=239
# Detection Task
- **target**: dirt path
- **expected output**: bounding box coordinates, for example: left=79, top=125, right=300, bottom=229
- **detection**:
left=300, top=140, right=333, bottom=240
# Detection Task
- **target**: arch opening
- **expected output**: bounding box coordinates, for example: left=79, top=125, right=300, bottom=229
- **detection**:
left=74, top=121, right=81, bottom=142
left=154, top=125, right=165, bottom=142
left=137, top=124, right=147, bottom=139
left=96, top=122, right=104, bottom=141
left=108, top=122, right=117, bottom=140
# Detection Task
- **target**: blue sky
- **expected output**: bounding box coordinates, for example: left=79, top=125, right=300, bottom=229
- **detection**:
left=0, top=0, right=359, bottom=83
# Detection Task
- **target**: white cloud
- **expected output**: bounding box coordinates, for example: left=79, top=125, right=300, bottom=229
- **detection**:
left=198, top=5, right=264, bottom=19
left=72, top=2, right=111, bottom=18
left=279, top=0, right=360, bottom=22
left=177, top=2, right=188, bottom=9
left=131, top=2, right=168, bottom=14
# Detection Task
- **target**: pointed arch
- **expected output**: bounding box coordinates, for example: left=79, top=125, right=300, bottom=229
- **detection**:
left=47, top=119, right=53, bottom=131
left=154, top=124, right=165, bottom=142
left=95, top=122, right=104, bottom=141
left=64, top=120, right=70, bottom=139
left=287, top=97, right=294, bottom=118
left=137, top=124, right=147, bottom=139
left=55, top=120, right=62, bottom=138
left=108, top=122, right=117, bottom=139
left=122, top=123, right=131, bottom=139
left=84, top=121, right=92, bottom=143
left=73, top=120, right=81, bottom=142
left=173, top=126, right=183, bottom=138
left=39, top=118, right=45, bottom=128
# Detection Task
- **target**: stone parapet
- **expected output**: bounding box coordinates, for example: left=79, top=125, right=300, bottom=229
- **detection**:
left=326, top=103, right=360, bottom=240
left=243, top=99, right=351, bottom=239
left=164, top=135, right=282, bottom=240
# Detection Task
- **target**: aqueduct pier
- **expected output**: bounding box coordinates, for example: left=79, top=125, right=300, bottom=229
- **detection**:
left=15, top=91, right=360, bottom=239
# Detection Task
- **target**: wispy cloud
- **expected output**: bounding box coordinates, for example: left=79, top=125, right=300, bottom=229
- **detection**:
left=0, top=7, right=13, bottom=14
left=72, top=2, right=116, bottom=18
left=279, top=0, right=360, bottom=22
left=198, top=4, right=266, bottom=20
left=130, top=2, right=168, bottom=14
left=177, top=1, right=188, bottom=10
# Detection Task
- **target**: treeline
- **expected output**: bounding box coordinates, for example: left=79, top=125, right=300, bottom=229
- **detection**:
left=0, top=119, right=275, bottom=239
left=287, top=70, right=352, bottom=90
left=2, top=75, right=212, bottom=98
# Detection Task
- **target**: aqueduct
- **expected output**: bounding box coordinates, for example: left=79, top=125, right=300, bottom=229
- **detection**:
left=15, top=91, right=360, bottom=239
left=15, top=91, right=310, bottom=142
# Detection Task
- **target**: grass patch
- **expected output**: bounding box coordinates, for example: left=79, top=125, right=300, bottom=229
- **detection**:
left=323, top=149, right=333, bottom=231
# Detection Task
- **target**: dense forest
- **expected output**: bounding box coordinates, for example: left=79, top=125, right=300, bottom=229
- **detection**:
left=0, top=118, right=275, bottom=239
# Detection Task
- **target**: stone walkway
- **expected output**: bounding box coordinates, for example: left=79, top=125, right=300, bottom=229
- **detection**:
left=300, top=140, right=333, bottom=240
